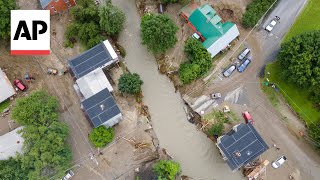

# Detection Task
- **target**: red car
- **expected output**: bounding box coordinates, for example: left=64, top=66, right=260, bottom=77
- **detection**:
left=242, top=111, right=254, bottom=124
left=13, top=79, right=27, bottom=91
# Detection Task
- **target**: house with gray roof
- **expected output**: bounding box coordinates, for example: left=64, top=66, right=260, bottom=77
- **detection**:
left=0, top=69, right=15, bottom=103
left=216, top=123, right=269, bottom=171
left=69, top=40, right=122, bottom=127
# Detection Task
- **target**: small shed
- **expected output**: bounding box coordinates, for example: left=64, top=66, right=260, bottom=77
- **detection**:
left=0, top=69, right=15, bottom=103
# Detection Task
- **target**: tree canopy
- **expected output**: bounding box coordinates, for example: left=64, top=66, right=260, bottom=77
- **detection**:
left=0, top=0, right=16, bottom=39
left=118, top=73, right=144, bottom=95
left=89, top=126, right=114, bottom=148
left=99, top=3, right=125, bottom=36
left=179, top=38, right=212, bottom=84
left=153, top=160, right=181, bottom=180
left=242, top=0, right=276, bottom=28
left=278, top=31, right=320, bottom=103
left=140, top=13, right=178, bottom=54
left=0, top=158, right=28, bottom=180
left=5, top=91, right=72, bottom=179
left=65, top=0, right=125, bottom=48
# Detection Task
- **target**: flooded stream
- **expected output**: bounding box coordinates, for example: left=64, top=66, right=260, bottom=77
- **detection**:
left=113, top=1, right=242, bottom=179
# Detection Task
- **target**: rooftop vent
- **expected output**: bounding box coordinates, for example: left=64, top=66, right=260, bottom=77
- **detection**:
left=100, top=104, right=105, bottom=111
left=234, top=151, right=241, bottom=157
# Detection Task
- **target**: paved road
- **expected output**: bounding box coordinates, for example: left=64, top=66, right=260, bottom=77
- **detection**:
left=208, top=0, right=320, bottom=179
left=113, top=0, right=245, bottom=179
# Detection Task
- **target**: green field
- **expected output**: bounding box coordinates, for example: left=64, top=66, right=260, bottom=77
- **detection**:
left=265, top=0, right=320, bottom=124
left=283, top=0, right=320, bottom=41
left=266, top=61, right=320, bottom=124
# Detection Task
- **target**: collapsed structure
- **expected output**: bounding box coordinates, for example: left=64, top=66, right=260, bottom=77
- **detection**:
left=216, top=123, right=269, bottom=171
left=180, top=3, right=240, bottom=58
left=69, top=40, right=122, bottom=127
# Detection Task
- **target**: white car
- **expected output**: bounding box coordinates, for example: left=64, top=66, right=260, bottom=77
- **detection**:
left=62, top=170, right=74, bottom=180
left=272, top=156, right=287, bottom=168
left=211, top=93, right=221, bottom=99
left=265, top=16, right=280, bottom=32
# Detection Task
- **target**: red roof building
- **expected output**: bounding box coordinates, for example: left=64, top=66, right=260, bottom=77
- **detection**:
left=40, top=0, right=76, bottom=15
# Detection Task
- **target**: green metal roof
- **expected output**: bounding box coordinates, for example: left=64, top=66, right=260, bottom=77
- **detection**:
left=188, top=4, right=236, bottom=47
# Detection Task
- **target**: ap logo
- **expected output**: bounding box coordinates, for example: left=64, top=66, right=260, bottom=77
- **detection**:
left=11, top=10, right=50, bottom=55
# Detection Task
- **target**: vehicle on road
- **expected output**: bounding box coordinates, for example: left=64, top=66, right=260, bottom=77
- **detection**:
left=272, top=156, right=287, bottom=169
left=13, top=79, right=27, bottom=91
left=242, top=111, right=254, bottom=124
left=211, top=93, right=221, bottom=99
left=238, top=48, right=251, bottom=60
left=223, top=65, right=236, bottom=77
left=265, top=16, right=280, bottom=32
left=61, top=170, right=74, bottom=180
left=237, top=58, right=251, bottom=73
left=47, top=67, right=58, bottom=75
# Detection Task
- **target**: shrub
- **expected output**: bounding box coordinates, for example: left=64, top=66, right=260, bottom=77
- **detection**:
left=153, top=160, right=181, bottom=180
left=89, top=126, right=114, bottom=148
left=207, top=123, right=224, bottom=136
left=118, top=73, right=144, bottom=95
left=242, top=0, right=276, bottom=28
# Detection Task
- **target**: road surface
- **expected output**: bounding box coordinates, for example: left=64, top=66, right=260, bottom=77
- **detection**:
left=207, top=0, right=320, bottom=179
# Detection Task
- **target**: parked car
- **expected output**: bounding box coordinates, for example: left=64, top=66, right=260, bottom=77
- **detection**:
left=238, top=48, right=251, bottom=60
left=265, top=16, right=280, bottom=32
left=62, top=170, right=74, bottom=180
left=272, top=156, right=287, bottom=169
left=13, top=79, right=27, bottom=91
left=223, top=65, right=236, bottom=77
left=237, top=58, right=251, bottom=73
left=211, top=93, right=221, bottom=99
left=242, top=111, right=254, bottom=124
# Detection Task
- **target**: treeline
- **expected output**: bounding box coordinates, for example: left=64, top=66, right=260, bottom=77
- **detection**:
left=242, top=0, right=276, bottom=28
left=0, top=91, right=71, bottom=179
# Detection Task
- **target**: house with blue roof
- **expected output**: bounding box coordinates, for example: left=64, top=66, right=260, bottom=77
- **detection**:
left=180, top=3, right=240, bottom=58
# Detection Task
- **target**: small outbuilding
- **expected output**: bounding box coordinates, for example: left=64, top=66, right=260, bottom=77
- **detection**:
left=0, top=69, right=15, bottom=104
left=180, top=3, right=240, bottom=58
left=216, top=123, right=269, bottom=171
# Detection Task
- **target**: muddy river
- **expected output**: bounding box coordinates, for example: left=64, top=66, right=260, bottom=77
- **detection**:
left=112, top=1, right=242, bottom=179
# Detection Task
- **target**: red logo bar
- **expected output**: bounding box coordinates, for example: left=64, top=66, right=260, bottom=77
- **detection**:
left=11, top=50, right=50, bottom=55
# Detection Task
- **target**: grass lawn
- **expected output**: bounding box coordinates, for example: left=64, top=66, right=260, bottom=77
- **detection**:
left=265, top=61, right=320, bottom=124
left=283, top=0, right=320, bottom=42
left=0, top=100, right=10, bottom=113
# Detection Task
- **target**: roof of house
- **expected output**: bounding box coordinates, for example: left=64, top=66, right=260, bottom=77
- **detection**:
left=0, top=69, right=15, bottom=103
left=76, top=68, right=113, bottom=99
left=81, top=89, right=121, bottom=127
left=0, top=127, right=24, bottom=160
left=39, top=0, right=52, bottom=9
left=69, top=40, right=118, bottom=79
left=217, top=123, right=269, bottom=171
left=187, top=4, right=239, bottom=56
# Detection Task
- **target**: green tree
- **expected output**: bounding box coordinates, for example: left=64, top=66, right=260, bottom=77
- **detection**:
left=308, top=123, right=320, bottom=149
left=99, top=3, right=125, bottom=37
left=10, top=91, right=72, bottom=179
left=242, top=0, right=276, bottom=28
left=11, top=91, right=59, bottom=126
left=161, top=0, right=178, bottom=3
left=0, top=0, right=16, bottom=39
left=89, top=126, right=114, bottom=148
left=179, top=38, right=212, bottom=84
left=141, top=14, right=178, bottom=54
left=0, top=158, right=27, bottom=180
left=278, top=31, right=320, bottom=103
left=118, top=73, right=144, bottom=95
left=153, top=160, right=181, bottom=180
